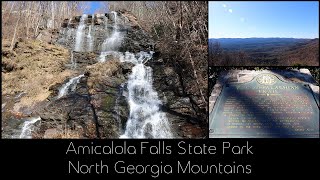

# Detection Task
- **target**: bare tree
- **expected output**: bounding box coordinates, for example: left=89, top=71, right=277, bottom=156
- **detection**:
left=2, top=1, right=84, bottom=41
left=9, top=4, right=22, bottom=50
left=109, top=1, right=208, bottom=120
left=209, top=41, right=223, bottom=66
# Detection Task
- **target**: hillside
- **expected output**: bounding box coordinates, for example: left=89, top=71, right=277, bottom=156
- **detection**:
left=209, top=38, right=310, bottom=51
left=209, top=38, right=319, bottom=66
left=279, top=38, right=319, bottom=66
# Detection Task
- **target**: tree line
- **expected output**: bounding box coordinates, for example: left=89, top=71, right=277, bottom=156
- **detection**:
left=1, top=1, right=90, bottom=50
left=209, top=40, right=319, bottom=66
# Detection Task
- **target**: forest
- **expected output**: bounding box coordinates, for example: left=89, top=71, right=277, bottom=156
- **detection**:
left=209, top=38, right=319, bottom=66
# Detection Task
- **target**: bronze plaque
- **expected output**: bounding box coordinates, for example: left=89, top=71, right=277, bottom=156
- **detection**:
left=209, top=73, right=319, bottom=138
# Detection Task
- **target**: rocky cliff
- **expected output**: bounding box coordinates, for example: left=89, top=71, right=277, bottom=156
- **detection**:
left=2, top=10, right=206, bottom=139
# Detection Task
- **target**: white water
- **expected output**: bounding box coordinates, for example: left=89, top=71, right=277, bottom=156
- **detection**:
left=19, top=117, right=41, bottom=139
left=87, top=14, right=94, bottom=52
left=101, top=11, right=123, bottom=51
left=99, top=51, right=122, bottom=62
left=102, top=16, right=109, bottom=37
left=65, top=18, right=71, bottom=37
left=66, top=18, right=73, bottom=39
left=70, top=51, right=76, bottom=69
left=67, top=13, right=172, bottom=138
left=57, top=74, right=84, bottom=99
left=74, top=14, right=87, bottom=52
left=112, top=11, right=117, bottom=26
left=119, top=52, right=173, bottom=138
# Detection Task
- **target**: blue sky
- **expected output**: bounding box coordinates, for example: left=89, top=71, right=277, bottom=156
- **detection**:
left=83, top=1, right=108, bottom=14
left=209, top=1, right=319, bottom=39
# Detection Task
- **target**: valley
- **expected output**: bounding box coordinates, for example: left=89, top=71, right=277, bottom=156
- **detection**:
left=209, top=38, right=319, bottom=66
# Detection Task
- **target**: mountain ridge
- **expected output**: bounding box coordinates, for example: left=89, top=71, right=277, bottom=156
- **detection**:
left=209, top=37, right=319, bottom=66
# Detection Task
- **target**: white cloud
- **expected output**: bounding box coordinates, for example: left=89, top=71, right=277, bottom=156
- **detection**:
left=222, top=4, right=227, bottom=8
left=228, top=9, right=233, bottom=13
left=240, top=17, right=245, bottom=22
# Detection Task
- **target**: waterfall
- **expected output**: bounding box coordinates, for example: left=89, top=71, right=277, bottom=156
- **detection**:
left=66, top=18, right=73, bottom=39
left=119, top=52, right=173, bottom=139
left=87, top=14, right=94, bottom=52
left=99, top=51, right=122, bottom=62
left=57, top=74, right=84, bottom=99
left=19, top=117, right=41, bottom=139
left=102, top=16, right=109, bottom=37
left=101, top=11, right=123, bottom=51
left=70, top=51, right=76, bottom=69
left=74, top=14, right=87, bottom=52
left=112, top=11, right=117, bottom=26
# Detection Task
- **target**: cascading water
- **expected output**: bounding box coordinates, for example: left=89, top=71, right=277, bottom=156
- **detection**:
left=49, top=11, right=173, bottom=139
left=66, top=18, right=73, bottom=39
left=74, top=14, right=88, bottom=52
left=119, top=52, right=173, bottom=139
left=102, top=15, right=109, bottom=36
left=112, top=11, right=117, bottom=26
left=70, top=51, right=76, bottom=69
left=101, top=11, right=123, bottom=51
left=19, top=117, right=41, bottom=139
left=99, top=51, right=122, bottom=62
left=57, top=74, right=84, bottom=99
left=87, top=14, right=94, bottom=52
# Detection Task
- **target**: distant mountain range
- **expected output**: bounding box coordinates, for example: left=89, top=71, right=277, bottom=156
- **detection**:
left=209, top=38, right=319, bottom=66
left=209, top=38, right=313, bottom=51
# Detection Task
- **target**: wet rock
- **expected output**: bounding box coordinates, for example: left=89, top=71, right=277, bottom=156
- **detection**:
left=120, top=62, right=134, bottom=75
left=96, top=18, right=104, bottom=25
left=88, top=75, right=128, bottom=138
left=36, top=93, right=96, bottom=138
left=72, top=52, right=99, bottom=70
left=147, top=55, right=206, bottom=138
left=56, top=10, right=154, bottom=53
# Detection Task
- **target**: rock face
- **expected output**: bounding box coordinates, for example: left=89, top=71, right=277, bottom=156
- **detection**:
left=71, top=52, right=99, bottom=70
left=35, top=61, right=128, bottom=139
left=37, top=75, right=97, bottom=138
left=85, top=60, right=129, bottom=138
left=42, top=10, right=159, bottom=138
left=2, top=10, right=206, bottom=139
left=147, top=58, right=207, bottom=138
left=1, top=38, right=74, bottom=139
left=56, top=11, right=154, bottom=53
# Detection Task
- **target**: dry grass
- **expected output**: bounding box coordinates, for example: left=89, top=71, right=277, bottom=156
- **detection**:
left=2, top=39, right=76, bottom=110
left=86, top=59, right=122, bottom=94
left=85, top=59, right=120, bottom=77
